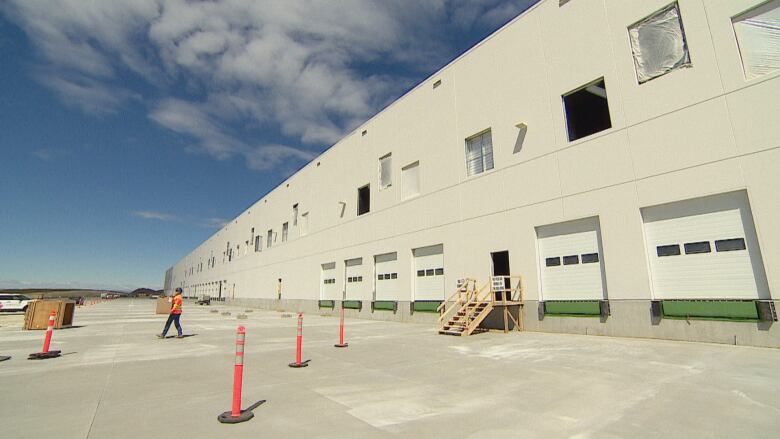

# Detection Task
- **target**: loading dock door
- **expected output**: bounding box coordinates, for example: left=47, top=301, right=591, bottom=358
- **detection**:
left=320, top=262, right=338, bottom=300
left=413, top=244, right=445, bottom=300
left=375, top=252, right=399, bottom=301
left=537, top=221, right=605, bottom=301
left=642, top=192, right=768, bottom=299
left=344, top=258, right=365, bottom=300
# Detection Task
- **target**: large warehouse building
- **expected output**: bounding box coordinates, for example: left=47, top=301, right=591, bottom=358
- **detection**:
left=165, top=0, right=780, bottom=347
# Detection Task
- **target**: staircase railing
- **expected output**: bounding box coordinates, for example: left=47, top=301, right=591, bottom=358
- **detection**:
left=437, top=278, right=477, bottom=323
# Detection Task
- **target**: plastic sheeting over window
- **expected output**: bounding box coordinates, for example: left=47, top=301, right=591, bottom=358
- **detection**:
left=733, top=1, right=780, bottom=80
left=401, top=161, right=420, bottom=200
left=379, top=153, right=392, bottom=189
left=629, top=3, right=691, bottom=84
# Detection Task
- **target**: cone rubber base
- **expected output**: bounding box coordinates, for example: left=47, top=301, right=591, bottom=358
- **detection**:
left=288, top=360, right=309, bottom=368
left=218, top=410, right=254, bottom=424
left=334, top=343, right=348, bottom=348
left=28, top=350, right=61, bottom=360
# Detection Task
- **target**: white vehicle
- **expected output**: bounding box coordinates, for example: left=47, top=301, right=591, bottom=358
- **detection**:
left=0, top=294, right=32, bottom=312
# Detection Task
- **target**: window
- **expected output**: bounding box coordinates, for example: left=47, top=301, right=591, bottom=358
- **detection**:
left=379, top=153, right=392, bottom=189
left=684, top=241, right=711, bottom=254
left=391, top=273, right=397, bottom=279
left=465, top=130, right=494, bottom=176
left=417, top=270, right=425, bottom=277
left=254, top=235, right=261, bottom=252
left=267, top=230, right=273, bottom=248
left=292, top=204, right=299, bottom=226
left=562, top=255, right=580, bottom=265
left=629, top=3, right=691, bottom=84
left=715, top=238, right=746, bottom=252
left=657, top=244, right=681, bottom=257
left=733, top=1, right=780, bottom=80
left=545, top=257, right=561, bottom=267
left=401, top=161, right=420, bottom=199
left=435, top=268, right=444, bottom=275
left=563, top=78, right=612, bottom=141
left=282, top=222, right=289, bottom=242
left=357, top=185, right=370, bottom=216
left=581, top=253, right=599, bottom=264
left=300, top=212, right=309, bottom=236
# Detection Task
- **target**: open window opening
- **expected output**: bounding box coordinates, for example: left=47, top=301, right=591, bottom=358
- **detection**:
left=282, top=222, right=289, bottom=242
left=563, top=78, right=612, bottom=141
left=629, top=2, right=691, bottom=84
left=357, top=184, right=370, bottom=216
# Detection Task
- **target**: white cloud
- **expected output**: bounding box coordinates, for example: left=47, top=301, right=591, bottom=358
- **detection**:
left=2, top=0, right=538, bottom=170
left=132, top=210, right=175, bottom=221
left=32, top=147, right=72, bottom=161
left=131, top=210, right=232, bottom=229
left=38, top=74, right=138, bottom=115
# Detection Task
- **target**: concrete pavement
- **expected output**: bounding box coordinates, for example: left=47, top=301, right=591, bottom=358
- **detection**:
left=1, top=298, right=779, bottom=438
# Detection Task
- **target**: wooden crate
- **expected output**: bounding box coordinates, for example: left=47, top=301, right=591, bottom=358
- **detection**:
left=24, top=300, right=75, bottom=330
left=156, top=297, right=172, bottom=314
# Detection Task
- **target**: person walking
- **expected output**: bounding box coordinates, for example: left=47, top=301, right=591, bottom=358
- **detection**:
left=158, top=288, right=184, bottom=339
left=277, top=278, right=282, bottom=300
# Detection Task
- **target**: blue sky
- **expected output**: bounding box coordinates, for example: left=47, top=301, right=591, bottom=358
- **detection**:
left=0, top=0, right=537, bottom=291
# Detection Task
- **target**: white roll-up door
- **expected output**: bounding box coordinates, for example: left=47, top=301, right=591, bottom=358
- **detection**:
left=374, top=252, right=399, bottom=301
left=320, top=262, right=338, bottom=300
left=642, top=191, right=768, bottom=299
left=413, top=244, right=445, bottom=300
left=345, top=258, right=367, bottom=300
left=537, top=218, right=605, bottom=301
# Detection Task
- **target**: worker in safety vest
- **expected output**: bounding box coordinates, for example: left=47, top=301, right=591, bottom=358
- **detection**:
left=157, top=288, right=184, bottom=338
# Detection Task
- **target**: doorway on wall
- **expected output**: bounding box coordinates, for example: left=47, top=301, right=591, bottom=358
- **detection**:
left=491, top=251, right=511, bottom=300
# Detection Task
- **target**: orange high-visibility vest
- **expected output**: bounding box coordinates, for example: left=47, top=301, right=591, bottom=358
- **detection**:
left=171, top=295, right=183, bottom=314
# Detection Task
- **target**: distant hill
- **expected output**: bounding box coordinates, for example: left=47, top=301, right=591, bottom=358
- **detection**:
left=128, top=288, right=164, bottom=297
left=0, top=289, right=118, bottom=299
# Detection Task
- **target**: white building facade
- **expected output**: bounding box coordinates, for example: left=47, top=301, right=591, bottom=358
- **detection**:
left=166, top=0, right=780, bottom=347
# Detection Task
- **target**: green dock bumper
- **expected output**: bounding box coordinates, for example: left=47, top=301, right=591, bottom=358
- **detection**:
left=342, top=300, right=362, bottom=310
left=372, top=301, right=397, bottom=312
left=412, top=300, right=442, bottom=313
left=544, top=300, right=601, bottom=316
left=318, top=300, right=335, bottom=309
left=661, top=300, right=760, bottom=322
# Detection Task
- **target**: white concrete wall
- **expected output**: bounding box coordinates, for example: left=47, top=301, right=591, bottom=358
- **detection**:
left=169, top=0, right=779, bottom=312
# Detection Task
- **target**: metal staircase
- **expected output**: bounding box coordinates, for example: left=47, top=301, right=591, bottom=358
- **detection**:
left=437, top=276, right=524, bottom=336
